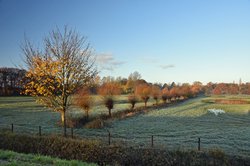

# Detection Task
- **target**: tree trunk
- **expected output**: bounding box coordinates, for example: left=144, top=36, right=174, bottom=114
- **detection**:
left=131, top=104, right=135, bottom=110
left=85, top=109, right=89, bottom=120
left=61, top=110, right=66, bottom=137
left=144, top=101, right=147, bottom=107
left=108, top=108, right=111, bottom=117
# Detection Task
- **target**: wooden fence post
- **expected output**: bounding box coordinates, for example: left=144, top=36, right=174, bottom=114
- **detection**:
left=39, top=126, right=41, bottom=136
left=198, top=137, right=201, bottom=151
left=151, top=135, right=154, bottom=148
left=11, top=123, right=13, bottom=133
left=108, top=131, right=111, bottom=145
left=71, top=128, right=73, bottom=139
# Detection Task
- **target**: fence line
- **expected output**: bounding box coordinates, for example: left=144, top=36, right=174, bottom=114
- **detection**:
left=0, top=122, right=205, bottom=151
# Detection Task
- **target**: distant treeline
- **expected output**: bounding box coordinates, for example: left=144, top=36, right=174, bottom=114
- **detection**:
left=1, top=67, right=249, bottom=96
left=0, top=67, right=26, bottom=96
left=204, top=82, right=250, bottom=95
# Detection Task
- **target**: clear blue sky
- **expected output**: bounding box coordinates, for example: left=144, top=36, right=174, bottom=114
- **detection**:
left=0, top=0, right=250, bottom=84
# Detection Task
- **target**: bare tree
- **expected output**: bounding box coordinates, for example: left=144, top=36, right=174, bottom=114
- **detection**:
left=22, top=26, right=97, bottom=136
left=125, top=71, right=142, bottom=93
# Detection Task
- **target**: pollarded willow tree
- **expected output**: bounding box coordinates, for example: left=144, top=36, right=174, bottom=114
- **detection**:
left=151, top=85, right=161, bottom=105
left=98, top=82, right=121, bottom=117
left=135, top=83, right=151, bottom=107
left=22, top=26, right=97, bottom=136
left=74, top=87, right=93, bottom=120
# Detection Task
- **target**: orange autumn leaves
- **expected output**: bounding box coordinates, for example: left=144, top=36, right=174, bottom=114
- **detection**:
left=24, top=56, right=61, bottom=97
left=135, top=84, right=151, bottom=107
left=98, top=82, right=121, bottom=117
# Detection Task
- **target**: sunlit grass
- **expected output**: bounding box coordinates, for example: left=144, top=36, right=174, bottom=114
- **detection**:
left=0, top=149, right=96, bottom=166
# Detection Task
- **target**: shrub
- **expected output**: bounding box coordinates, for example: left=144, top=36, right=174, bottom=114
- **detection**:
left=65, top=116, right=89, bottom=128
left=84, top=118, right=104, bottom=129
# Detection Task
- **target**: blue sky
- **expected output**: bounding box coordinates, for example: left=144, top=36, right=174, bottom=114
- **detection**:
left=0, top=0, right=250, bottom=84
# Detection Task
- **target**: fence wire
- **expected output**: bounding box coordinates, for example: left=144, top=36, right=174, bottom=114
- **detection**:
left=3, top=122, right=250, bottom=157
left=0, top=122, right=208, bottom=152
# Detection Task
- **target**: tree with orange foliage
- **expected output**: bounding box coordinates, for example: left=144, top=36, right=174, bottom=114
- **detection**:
left=74, top=87, right=93, bottom=120
left=135, top=83, right=151, bottom=107
left=212, top=86, right=222, bottom=95
left=191, top=81, right=203, bottom=96
left=23, top=27, right=97, bottom=136
left=240, top=83, right=250, bottom=95
left=98, top=82, right=121, bottom=117
left=228, top=84, right=239, bottom=95
left=151, top=85, right=161, bottom=105
left=169, top=87, right=178, bottom=101
left=212, top=83, right=227, bottom=95
left=180, top=84, right=193, bottom=99
left=204, top=82, right=214, bottom=95
left=161, top=87, right=170, bottom=104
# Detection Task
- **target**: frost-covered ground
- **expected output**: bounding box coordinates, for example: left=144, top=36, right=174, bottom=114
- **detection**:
left=109, top=96, right=250, bottom=157
left=1, top=95, right=250, bottom=157
left=208, top=108, right=225, bottom=115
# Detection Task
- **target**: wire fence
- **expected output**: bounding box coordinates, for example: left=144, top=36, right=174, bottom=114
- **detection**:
left=4, top=122, right=250, bottom=158
left=0, top=122, right=205, bottom=151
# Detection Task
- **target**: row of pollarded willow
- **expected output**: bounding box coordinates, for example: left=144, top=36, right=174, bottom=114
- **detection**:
left=135, top=83, right=202, bottom=107
left=74, top=82, right=203, bottom=119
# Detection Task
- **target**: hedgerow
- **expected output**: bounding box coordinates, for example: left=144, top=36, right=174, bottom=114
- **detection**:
left=0, top=131, right=249, bottom=165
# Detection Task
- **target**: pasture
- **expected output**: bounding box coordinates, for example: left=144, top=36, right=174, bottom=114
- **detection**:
left=0, top=95, right=250, bottom=157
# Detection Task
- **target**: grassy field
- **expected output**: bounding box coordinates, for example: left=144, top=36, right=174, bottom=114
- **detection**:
left=109, top=95, right=250, bottom=157
left=0, top=95, right=250, bottom=157
left=0, top=95, right=155, bottom=135
left=0, top=96, right=155, bottom=125
left=0, top=149, right=96, bottom=166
